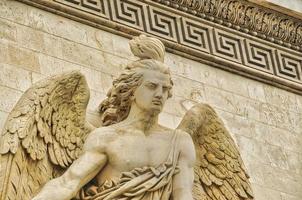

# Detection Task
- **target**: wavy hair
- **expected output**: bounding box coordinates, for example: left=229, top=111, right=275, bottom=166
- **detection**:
left=98, top=59, right=173, bottom=126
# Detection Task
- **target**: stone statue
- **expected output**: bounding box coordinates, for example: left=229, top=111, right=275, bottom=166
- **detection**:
left=0, top=35, right=254, bottom=200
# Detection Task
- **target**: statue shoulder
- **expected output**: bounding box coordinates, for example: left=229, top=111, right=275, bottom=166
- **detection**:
left=83, top=126, right=118, bottom=153
left=176, top=129, right=196, bottom=165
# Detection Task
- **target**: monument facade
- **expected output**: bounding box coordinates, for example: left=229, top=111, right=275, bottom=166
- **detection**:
left=0, top=0, right=301, bottom=200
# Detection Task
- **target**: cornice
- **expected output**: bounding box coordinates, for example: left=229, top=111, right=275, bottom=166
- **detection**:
left=156, top=0, right=302, bottom=52
left=15, top=0, right=302, bottom=95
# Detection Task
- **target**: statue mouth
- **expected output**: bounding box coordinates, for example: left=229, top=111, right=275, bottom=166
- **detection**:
left=152, top=100, right=162, bottom=106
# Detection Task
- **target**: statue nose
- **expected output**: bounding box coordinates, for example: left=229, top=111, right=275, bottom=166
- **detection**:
left=154, top=88, right=163, bottom=98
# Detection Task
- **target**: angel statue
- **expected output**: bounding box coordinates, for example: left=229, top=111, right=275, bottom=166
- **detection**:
left=0, top=34, right=254, bottom=200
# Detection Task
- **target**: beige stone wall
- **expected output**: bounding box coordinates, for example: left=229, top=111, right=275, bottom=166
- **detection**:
left=0, top=0, right=301, bottom=199
left=266, top=0, right=302, bottom=13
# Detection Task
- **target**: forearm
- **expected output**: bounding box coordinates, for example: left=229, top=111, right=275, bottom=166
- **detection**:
left=34, top=176, right=79, bottom=200
left=33, top=150, right=107, bottom=200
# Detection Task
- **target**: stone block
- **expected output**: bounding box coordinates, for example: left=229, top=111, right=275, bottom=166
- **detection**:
left=261, top=165, right=302, bottom=197
left=0, top=111, right=8, bottom=131
left=259, top=103, right=293, bottom=131
left=0, top=86, right=23, bottom=113
left=80, top=68, right=104, bottom=93
left=204, top=85, right=236, bottom=113
left=0, top=63, right=31, bottom=91
left=87, top=89, right=106, bottom=112
left=98, top=72, right=114, bottom=94
left=31, top=72, right=46, bottom=84
left=254, top=124, right=302, bottom=153
left=212, top=69, right=250, bottom=97
left=0, top=41, right=9, bottom=65
left=112, top=35, right=135, bottom=60
left=17, top=25, right=44, bottom=53
left=263, top=85, right=299, bottom=113
left=245, top=162, right=266, bottom=185
left=281, top=193, right=301, bottom=200
left=235, top=135, right=270, bottom=165
left=163, top=96, right=187, bottom=117
left=86, top=29, right=114, bottom=53
left=252, top=184, right=282, bottom=200
left=247, top=80, right=266, bottom=103
left=265, top=145, right=289, bottom=170
left=26, top=6, right=88, bottom=44
left=39, top=55, right=67, bottom=75
left=43, top=34, right=63, bottom=58
left=159, top=112, right=178, bottom=129
left=61, top=40, right=105, bottom=69
left=296, top=95, right=302, bottom=114
left=172, top=75, right=206, bottom=102
left=225, top=115, right=256, bottom=138
left=232, top=94, right=261, bottom=120
left=285, top=150, right=302, bottom=175
left=0, top=0, right=29, bottom=26
left=0, top=18, right=17, bottom=43
left=7, top=44, right=40, bottom=72
left=103, top=53, right=129, bottom=76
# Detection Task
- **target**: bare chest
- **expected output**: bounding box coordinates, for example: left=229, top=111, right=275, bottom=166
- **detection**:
left=106, top=133, right=173, bottom=171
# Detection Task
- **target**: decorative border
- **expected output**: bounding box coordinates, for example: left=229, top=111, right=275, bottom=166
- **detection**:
left=16, top=0, right=302, bottom=95
left=156, top=0, right=302, bottom=52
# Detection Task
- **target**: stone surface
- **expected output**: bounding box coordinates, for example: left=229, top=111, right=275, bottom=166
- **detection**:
left=0, top=0, right=301, bottom=199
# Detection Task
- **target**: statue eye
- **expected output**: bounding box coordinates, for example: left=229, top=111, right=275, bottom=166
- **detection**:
left=146, top=83, right=157, bottom=89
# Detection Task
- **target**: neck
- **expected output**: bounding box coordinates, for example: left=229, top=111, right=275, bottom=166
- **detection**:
left=122, top=103, right=159, bottom=133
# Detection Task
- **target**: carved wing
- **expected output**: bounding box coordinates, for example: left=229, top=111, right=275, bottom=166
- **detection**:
left=177, top=103, right=254, bottom=200
left=0, top=71, right=94, bottom=200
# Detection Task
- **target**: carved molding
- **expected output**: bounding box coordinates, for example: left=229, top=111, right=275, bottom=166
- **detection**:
left=16, top=0, right=302, bottom=95
left=156, top=0, right=302, bottom=52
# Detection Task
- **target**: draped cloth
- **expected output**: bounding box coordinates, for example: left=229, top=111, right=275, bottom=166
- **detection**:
left=79, top=131, right=180, bottom=200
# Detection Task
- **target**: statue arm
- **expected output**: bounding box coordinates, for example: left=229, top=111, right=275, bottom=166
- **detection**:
left=32, top=130, right=108, bottom=200
left=172, top=131, right=196, bottom=200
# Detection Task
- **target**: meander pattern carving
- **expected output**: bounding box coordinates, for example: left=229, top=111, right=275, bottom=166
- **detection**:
left=156, top=0, right=302, bottom=51
left=20, top=0, right=302, bottom=86
left=54, top=0, right=110, bottom=18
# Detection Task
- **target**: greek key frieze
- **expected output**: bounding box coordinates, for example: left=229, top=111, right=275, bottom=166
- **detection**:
left=16, top=0, right=302, bottom=94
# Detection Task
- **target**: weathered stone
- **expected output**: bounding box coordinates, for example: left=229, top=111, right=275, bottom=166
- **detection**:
left=0, top=111, right=8, bottom=131
left=103, top=53, right=128, bottom=76
left=252, top=184, right=282, bottom=200
left=61, top=39, right=105, bottom=69
left=263, top=85, right=299, bottom=113
left=172, top=75, right=206, bottom=101
left=0, top=63, right=31, bottom=91
left=0, top=86, right=23, bottom=112
left=0, top=18, right=17, bottom=43
left=86, top=29, right=114, bottom=53
left=204, top=85, right=236, bottom=113
left=232, top=94, right=261, bottom=120
left=17, top=25, right=44, bottom=52
left=0, top=0, right=301, bottom=198
left=7, top=44, right=40, bottom=72
left=285, top=150, right=302, bottom=175
left=265, top=145, right=289, bottom=170
left=247, top=80, right=267, bottom=103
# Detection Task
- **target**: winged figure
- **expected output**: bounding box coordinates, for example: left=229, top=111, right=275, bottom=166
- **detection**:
left=0, top=35, right=253, bottom=200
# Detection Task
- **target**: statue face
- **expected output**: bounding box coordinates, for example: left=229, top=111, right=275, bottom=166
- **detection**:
left=133, top=69, right=172, bottom=114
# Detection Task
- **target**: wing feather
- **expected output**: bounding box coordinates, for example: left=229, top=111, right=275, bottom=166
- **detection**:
left=177, top=103, right=254, bottom=200
left=0, top=71, right=94, bottom=200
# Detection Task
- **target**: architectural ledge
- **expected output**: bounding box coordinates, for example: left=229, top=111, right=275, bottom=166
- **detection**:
left=16, top=0, right=302, bottom=95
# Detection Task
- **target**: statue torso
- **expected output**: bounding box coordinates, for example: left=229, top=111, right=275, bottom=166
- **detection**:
left=94, top=126, right=176, bottom=186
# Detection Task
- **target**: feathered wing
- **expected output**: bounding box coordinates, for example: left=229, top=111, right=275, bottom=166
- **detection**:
left=0, top=71, right=94, bottom=200
left=177, top=103, right=254, bottom=200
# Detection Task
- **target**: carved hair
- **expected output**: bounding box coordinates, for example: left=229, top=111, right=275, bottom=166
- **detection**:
left=99, top=35, right=173, bottom=126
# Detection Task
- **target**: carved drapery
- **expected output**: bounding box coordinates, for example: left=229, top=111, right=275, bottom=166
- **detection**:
left=16, top=0, right=302, bottom=95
